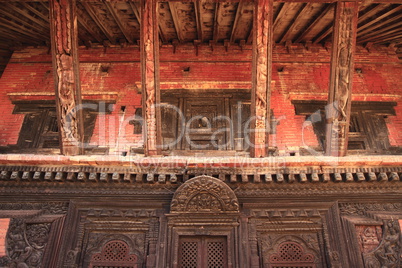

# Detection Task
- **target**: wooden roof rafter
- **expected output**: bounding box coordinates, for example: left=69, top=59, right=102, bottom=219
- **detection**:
left=76, top=7, right=105, bottom=44
left=357, top=5, right=402, bottom=34
left=168, top=1, right=185, bottom=42
left=279, top=2, right=314, bottom=44
left=81, top=2, right=116, bottom=44
left=294, top=3, right=333, bottom=43
left=194, top=0, right=205, bottom=42
left=0, top=5, right=49, bottom=39
left=230, top=0, right=244, bottom=43
left=358, top=19, right=402, bottom=44
left=105, top=2, right=134, bottom=44
left=4, top=2, right=49, bottom=30
left=20, top=2, right=49, bottom=22
left=213, top=2, right=222, bottom=42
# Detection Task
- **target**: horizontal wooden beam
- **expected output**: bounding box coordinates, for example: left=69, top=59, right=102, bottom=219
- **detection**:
left=1, top=0, right=402, bottom=3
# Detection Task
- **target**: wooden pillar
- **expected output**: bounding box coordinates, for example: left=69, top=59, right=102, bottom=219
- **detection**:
left=141, top=0, right=161, bottom=156
left=251, top=0, right=273, bottom=158
left=49, top=0, right=84, bottom=155
left=325, top=1, right=358, bottom=157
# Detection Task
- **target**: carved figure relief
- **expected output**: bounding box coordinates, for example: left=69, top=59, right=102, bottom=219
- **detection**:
left=170, top=175, right=239, bottom=213
left=0, top=219, right=51, bottom=268
left=355, top=225, right=383, bottom=254
left=363, top=220, right=401, bottom=268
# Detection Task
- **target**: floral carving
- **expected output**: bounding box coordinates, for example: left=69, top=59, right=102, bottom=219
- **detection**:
left=170, top=175, right=239, bottom=213
left=0, top=219, right=51, bottom=268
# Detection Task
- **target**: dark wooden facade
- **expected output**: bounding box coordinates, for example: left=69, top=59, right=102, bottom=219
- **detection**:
left=0, top=0, right=401, bottom=267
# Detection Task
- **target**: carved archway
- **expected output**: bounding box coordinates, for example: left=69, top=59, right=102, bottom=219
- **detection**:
left=170, top=175, right=239, bottom=213
left=269, top=241, right=316, bottom=267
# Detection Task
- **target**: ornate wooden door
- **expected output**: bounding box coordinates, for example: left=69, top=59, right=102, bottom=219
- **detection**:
left=178, top=236, right=228, bottom=268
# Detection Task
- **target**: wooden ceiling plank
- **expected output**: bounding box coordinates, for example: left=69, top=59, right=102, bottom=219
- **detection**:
left=279, top=3, right=313, bottom=44
left=295, top=3, right=333, bottom=43
left=358, top=19, right=402, bottom=43
left=230, top=1, right=243, bottom=43
left=129, top=2, right=141, bottom=24
left=357, top=3, right=391, bottom=22
left=21, top=2, right=49, bottom=21
left=213, top=2, right=222, bottom=42
left=168, top=2, right=184, bottom=42
left=105, top=2, right=134, bottom=43
left=194, top=0, right=204, bottom=42
left=358, top=5, right=402, bottom=33
left=0, top=28, right=42, bottom=45
left=77, top=17, right=104, bottom=44
left=5, top=3, right=49, bottom=29
left=0, top=16, right=47, bottom=42
left=312, top=22, right=332, bottom=44
left=358, top=12, right=402, bottom=37
left=0, top=5, right=49, bottom=37
left=81, top=2, right=116, bottom=44
left=370, top=32, right=402, bottom=44
left=273, top=2, right=291, bottom=29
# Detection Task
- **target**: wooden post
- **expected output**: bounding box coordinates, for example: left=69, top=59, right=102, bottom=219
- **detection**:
left=141, top=0, right=161, bottom=156
left=251, top=0, right=273, bottom=158
left=49, top=0, right=84, bottom=155
left=325, top=1, right=359, bottom=157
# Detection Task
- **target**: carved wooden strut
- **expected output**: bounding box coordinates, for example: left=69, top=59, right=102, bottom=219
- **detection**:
left=49, top=0, right=84, bottom=155
left=251, top=0, right=273, bottom=158
left=325, top=1, right=358, bottom=156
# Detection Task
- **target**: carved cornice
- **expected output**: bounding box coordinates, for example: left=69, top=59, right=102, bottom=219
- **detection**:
left=1, top=165, right=402, bottom=185
left=339, top=202, right=402, bottom=215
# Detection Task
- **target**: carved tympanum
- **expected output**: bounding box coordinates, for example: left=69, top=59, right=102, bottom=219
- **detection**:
left=355, top=225, right=382, bottom=254
left=170, top=175, right=239, bottom=213
left=89, top=240, right=138, bottom=268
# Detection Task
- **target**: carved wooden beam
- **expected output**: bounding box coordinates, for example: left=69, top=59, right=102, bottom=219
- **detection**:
left=325, top=1, right=358, bottom=157
left=141, top=0, right=161, bottom=156
left=49, top=0, right=84, bottom=155
left=251, top=0, right=273, bottom=158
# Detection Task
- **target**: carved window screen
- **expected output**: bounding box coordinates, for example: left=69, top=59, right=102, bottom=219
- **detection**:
left=178, top=236, right=227, bottom=268
left=89, top=240, right=138, bottom=268
left=269, top=242, right=315, bottom=268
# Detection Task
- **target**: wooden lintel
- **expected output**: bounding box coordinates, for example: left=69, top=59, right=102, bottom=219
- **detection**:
left=251, top=0, right=274, bottom=158
left=49, top=0, right=84, bottom=155
left=141, top=0, right=161, bottom=156
left=325, top=1, right=359, bottom=157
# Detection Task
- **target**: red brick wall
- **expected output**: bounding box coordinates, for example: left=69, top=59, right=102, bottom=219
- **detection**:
left=0, top=44, right=401, bottom=155
left=0, top=218, right=10, bottom=256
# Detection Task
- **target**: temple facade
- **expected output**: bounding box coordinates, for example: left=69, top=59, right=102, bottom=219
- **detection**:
left=0, top=0, right=401, bottom=267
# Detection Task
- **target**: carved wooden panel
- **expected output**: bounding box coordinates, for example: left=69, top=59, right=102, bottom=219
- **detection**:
left=362, top=220, right=401, bottom=268
left=0, top=219, right=52, bottom=268
left=269, top=242, right=315, bottom=268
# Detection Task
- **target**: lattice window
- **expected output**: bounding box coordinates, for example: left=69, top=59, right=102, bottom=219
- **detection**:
left=180, top=241, right=198, bottom=268
left=207, top=241, right=225, bottom=268
left=269, top=241, right=315, bottom=268
left=89, top=240, right=138, bottom=268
